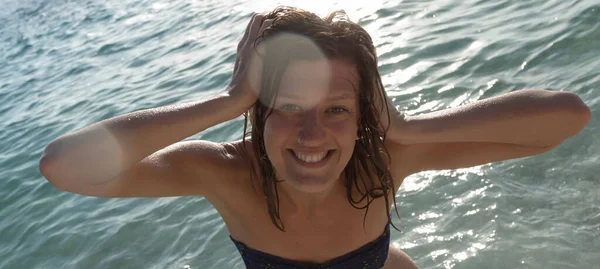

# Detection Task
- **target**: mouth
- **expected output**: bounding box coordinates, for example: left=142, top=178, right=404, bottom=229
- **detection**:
left=288, top=149, right=335, bottom=168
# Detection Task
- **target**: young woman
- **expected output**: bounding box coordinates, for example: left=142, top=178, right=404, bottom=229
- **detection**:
left=39, top=7, right=591, bottom=269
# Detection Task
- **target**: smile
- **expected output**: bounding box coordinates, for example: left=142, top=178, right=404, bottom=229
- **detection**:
left=289, top=149, right=334, bottom=167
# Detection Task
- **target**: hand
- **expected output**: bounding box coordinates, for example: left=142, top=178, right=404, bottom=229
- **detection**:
left=227, top=13, right=273, bottom=110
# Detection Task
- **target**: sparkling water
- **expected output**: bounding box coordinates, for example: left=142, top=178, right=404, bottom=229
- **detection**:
left=1, top=0, right=598, bottom=268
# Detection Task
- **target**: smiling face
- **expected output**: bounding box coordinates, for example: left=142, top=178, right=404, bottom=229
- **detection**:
left=263, top=59, right=360, bottom=193
left=242, top=6, right=398, bottom=231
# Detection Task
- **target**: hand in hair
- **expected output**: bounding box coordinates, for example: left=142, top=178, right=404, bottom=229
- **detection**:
left=227, top=13, right=273, bottom=111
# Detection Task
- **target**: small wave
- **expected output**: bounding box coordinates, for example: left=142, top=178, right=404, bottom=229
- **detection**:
left=414, top=37, right=476, bottom=59
left=7, top=43, right=32, bottom=61
left=569, top=4, right=600, bottom=26
left=95, top=42, right=133, bottom=56
left=63, top=64, right=95, bottom=77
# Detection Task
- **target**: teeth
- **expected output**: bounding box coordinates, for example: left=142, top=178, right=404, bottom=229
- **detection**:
left=294, top=151, right=328, bottom=163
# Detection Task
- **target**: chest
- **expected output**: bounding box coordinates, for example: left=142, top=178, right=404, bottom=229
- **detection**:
left=220, top=186, right=392, bottom=263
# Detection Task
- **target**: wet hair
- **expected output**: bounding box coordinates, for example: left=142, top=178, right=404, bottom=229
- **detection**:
left=241, top=6, right=401, bottom=231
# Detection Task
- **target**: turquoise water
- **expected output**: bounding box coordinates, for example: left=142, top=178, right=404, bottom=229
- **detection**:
left=1, top=0, right=598, bottom=268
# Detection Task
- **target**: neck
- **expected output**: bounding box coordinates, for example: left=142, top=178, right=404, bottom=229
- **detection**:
left=277, top=179, right=344, bottom=220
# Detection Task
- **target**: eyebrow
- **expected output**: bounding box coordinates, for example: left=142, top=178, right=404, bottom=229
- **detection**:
left=278, top=92, right=355, bottom=101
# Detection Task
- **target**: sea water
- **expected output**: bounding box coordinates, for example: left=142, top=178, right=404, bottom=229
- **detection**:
left=0, top=0, right=598, bottom=268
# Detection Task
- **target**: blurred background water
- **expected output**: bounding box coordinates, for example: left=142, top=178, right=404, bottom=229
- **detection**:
left=1, top=0, right=598, bottom=268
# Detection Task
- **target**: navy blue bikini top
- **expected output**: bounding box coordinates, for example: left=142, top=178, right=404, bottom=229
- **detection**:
left=230, top=223, right=390, bottom=269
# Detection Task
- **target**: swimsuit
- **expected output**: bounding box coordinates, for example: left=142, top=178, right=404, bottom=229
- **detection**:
left=230, top=223, right=390, bottom=269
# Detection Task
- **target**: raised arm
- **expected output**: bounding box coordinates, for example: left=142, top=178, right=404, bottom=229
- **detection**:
left=385, top=89, right=591, bottom=175
left=39, top=93, right=250, bottom=197
left=39, top=13, right=271, bottom=198
left=392, top=89, right=590, bottom=147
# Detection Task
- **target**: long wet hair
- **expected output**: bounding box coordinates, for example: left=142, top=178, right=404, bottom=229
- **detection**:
left=241, top=6, right=401, bottom=231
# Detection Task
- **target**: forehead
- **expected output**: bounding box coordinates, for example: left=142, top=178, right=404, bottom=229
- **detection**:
left=278, top=59, right=359, bottom=100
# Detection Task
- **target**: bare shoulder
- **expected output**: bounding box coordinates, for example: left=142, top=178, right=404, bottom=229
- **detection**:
left=175, top=139, right=253, bottom=190
left=175, top=139, right=242, bottom=166
left=76, top=139, right=252, bottom=198
left=184, top=139, right=258, bottom=196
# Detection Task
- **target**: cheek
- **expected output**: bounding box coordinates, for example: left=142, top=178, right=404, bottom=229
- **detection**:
left=263, top=115, right=292, bottom=156
left=264, top=115, right=291, bottom=138
left=328, top=119, right=359, bottom=141
left=329, top=118, right=359, bottom=153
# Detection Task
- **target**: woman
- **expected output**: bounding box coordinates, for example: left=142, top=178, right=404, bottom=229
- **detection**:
left=39, top=7, right=591, bottom=269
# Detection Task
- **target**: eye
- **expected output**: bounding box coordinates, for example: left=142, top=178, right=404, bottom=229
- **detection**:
left=327, top=106, right=349, bottom=114
left=279, top=104, right=302, bottom=112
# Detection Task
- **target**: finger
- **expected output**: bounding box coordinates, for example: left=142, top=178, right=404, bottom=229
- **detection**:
left=256, top=18, right=273, bottom=42
left=245, top=17, right=272, bottom=94
left=242, top=14, right=264, bottom=53
left=234, top=46, right=243, bottom=73
left=233, top=52, right=240, bottom=73
left=235, top=14, right=260, bottom=73
left=237, top=13, right=259, bottom=53
left=246, top=48, right=264, bottom=96
left=248, top=19, right=272, bottom=58
left=235, top=14, right=270, bottom=75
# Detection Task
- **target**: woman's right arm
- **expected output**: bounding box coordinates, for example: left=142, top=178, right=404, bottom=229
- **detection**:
left=39, top=13, right=271, bottom=198
left=39, top=92, right=253, bottom=198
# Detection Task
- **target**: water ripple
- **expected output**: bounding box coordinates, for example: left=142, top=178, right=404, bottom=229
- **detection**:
left=1, top=0, right=599, bottom=268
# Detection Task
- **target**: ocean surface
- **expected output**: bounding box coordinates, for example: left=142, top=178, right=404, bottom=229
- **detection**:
left=1, top=0, right=598, bottom=268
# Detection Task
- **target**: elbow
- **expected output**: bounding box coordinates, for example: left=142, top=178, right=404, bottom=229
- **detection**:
left=39, top=144, right=57, bottom=184
left=578, top=105, right=592, bottom=132
left=570, top=94, right=591, bottom=134
left=39, top=142, right=119, bottom=198
left=39, top=140, right=79, bottom=193
left=565, top=92, right=591, bottom=119
left=39, top=153, right=106, bottom=197
left=555, top=91, right=591, bottom=115
left=577, top=100, right=592, bottom=126
left=554, top=91, right=592, bottom=136
left=39, top=150, right=70, bottom=192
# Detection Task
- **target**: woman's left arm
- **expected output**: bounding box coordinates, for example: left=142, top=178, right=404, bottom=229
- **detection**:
left=390, top=89, right=591, bottom=147
left=385, top=89, right=591, bottom=174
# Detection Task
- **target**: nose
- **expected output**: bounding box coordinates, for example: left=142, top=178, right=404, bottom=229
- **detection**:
left=297, top=110, right=326, bottom=147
